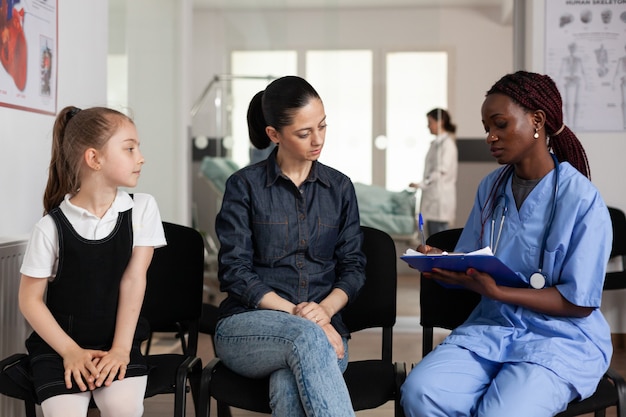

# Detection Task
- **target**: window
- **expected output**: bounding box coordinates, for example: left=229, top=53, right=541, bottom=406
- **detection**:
left=385, top=52, right=448, bottom=191
left=226, top=49, right=448, bottom=190
left=306, top=50, right=373, bottom=185
left=230, top=51, right=297, bottom=167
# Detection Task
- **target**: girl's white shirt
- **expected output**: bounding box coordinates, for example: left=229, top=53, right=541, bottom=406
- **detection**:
left=20, top=191, right=166, bottom=280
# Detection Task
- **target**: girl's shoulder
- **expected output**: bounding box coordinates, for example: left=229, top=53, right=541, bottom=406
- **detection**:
left=30, top=212, right=57, bottom=242
left=119, top=191, right=159, bottom=213
left=123, top=191, right=166, bottom=247
left=129, top=191, right=158, bottom=204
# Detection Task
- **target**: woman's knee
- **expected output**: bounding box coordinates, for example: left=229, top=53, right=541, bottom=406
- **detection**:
left=290, top=323, right=335, bottom=361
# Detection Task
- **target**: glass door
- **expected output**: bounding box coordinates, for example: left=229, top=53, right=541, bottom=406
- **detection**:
left=226, top=49, right=448, bottom=190
left=385, top=51, right=448, bottom=191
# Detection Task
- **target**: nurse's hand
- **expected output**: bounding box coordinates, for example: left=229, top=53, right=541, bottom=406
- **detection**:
left=415, top=244, right=444, bottom=255
left=424, top=267, right=498, bottom=297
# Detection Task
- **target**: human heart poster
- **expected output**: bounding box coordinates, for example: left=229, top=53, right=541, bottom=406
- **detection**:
left=0, top=0, right=57, bottom=115
left=544, top=0, right=626, bottom=132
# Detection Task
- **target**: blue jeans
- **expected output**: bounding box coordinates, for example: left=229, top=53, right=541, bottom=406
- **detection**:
left=214, top=310, right=355, bottom=417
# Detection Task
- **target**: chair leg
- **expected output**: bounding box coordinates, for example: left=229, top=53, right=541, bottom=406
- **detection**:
left=216, top=400, right=233, bottom=417
left=395, top=399, right=405, bottom=417
left=594, top=410, right=606, bottom=417
left=144, top=332, right=153, bottom=355
left=25, top=401, right=37, bottom=417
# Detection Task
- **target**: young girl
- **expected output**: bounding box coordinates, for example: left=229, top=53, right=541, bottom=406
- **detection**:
left=18, top=106, right=166, bottom=417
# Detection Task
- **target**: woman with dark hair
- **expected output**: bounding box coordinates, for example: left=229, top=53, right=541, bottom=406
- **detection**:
left=214, top=75, right=365, bottom=416
left=409, top=108, right=458, bottom=237
left=401, top=71, right=612, bottom=417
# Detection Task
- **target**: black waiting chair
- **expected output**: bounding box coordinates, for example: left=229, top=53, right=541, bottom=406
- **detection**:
left=140, top=221, right=205, bottom=416
left=420, top=224, right=626, bottom=417
left=604, top=207, right=626, bottom=291
left=0, top=221, right=205, bottom=417
left=419, top=228, right=480, bottom=356
left=197, top=225, right=406, bottom=417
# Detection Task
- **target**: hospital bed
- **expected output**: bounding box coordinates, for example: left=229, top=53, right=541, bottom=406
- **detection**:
left=194, top=156, right=418, bottom=249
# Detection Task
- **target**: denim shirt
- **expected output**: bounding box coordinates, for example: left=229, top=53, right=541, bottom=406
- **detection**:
left=215, top=150, right=366, bottom=336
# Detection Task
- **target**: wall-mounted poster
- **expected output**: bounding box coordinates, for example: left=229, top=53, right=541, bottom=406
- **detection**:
left=0, top=0, right=57, bottom=115
left=545, top=1, right=626, bottom=132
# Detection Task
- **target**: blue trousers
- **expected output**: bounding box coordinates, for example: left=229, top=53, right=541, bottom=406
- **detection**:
left=214, top=310, right=355, bottom=417
left=401, top=344, right=578, bottom=417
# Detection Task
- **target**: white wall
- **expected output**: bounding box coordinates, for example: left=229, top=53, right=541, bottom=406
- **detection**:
left=526, top=0, right=626, bottom=332
left=191, top=6, right=513, bottom=141
left=4, top=1, right=623, bottom=248
left=1, top=3, right=512, bottom=241
left=0, top=0, right=109, bottom=241
left=123, top=0, right=193, bottom=227
left=191, top=6, right=513, bottom=230
left=526, top=0, right=626, bottom=214
left=0, top=0, right=193, bottom=243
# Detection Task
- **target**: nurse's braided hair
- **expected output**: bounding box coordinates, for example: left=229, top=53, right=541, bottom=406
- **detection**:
left=479, top=71, right=591, bottom=244
left=487, top=70, right=590, bottom=179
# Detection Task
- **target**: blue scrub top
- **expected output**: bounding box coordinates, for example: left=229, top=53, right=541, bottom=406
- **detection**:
left=448, top=161, right=613, bottom=398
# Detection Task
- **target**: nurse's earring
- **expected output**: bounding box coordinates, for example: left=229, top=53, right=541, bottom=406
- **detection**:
left=533, top=128, right=539, bottom=139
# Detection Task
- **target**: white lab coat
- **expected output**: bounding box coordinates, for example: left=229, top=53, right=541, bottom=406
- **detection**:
left=418, top=132, right=458, bottom=224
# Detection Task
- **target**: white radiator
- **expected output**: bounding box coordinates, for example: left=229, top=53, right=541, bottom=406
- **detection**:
left=0, top=239, right=31, bottom=417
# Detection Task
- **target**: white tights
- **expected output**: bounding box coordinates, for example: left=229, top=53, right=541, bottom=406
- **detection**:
left=40, top=375, right=147, bottom=417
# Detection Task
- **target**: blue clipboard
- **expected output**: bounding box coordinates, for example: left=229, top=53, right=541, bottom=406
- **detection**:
left=400, top=253, right=525, bottom=288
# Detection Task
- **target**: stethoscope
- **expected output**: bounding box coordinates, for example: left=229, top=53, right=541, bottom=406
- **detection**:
left=490, top=154, right=560, bottom=289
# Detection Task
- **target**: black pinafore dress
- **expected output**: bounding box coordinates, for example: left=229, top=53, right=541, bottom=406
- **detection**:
left=25, top=206, right=148, bottom=403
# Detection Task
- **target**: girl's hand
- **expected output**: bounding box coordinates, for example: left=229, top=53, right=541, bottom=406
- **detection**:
left=93, top=346, right=131, bottom=387
left=294, top=301, right=331, bottom=326
left=62, top=347, right=107, bottom=391
left=320, top=323, right=345, bottom=359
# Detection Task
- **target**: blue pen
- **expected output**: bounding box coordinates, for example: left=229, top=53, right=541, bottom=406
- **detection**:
left=418, top=213, right=425, bottom=247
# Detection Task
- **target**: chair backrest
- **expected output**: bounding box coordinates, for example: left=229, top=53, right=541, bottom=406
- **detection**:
left=609, top=207, right=626, bottom=258
left=140, top=222, right=205, bottom=355
left=342, top=226, right=397, bottom=361
left=420, top=228, right=481, bottom=356
left=604, top=207, right=626, bottom=290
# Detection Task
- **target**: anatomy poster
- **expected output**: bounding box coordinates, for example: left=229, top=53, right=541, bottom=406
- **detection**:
left=0, top=0, right=57, bottom=115
left=545, top=1, right=626, bottom=132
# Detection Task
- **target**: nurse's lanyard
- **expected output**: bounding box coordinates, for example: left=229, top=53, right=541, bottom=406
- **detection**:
left=490, top=154, right=560, bottom=289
